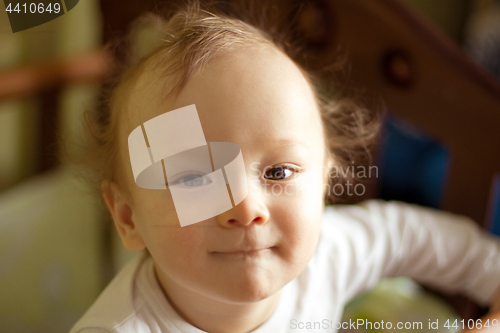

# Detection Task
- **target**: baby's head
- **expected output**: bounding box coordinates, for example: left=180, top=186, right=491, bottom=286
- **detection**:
left=82, top=1, right=378, bottom=314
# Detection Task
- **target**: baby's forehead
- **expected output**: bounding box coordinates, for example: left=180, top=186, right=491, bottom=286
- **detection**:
left=119, top=46, right=320, bottom=145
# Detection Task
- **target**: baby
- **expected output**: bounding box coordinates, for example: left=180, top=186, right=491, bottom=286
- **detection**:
left=70, top=2, right=500, bottom=333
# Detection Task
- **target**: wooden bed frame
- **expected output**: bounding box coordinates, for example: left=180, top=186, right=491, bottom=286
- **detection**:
left=1, top=0, right=499, bottom=321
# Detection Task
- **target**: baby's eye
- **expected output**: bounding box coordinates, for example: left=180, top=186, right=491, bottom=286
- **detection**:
left=263, top=165, right=298, bottom=181
left=171, top=173, right=212, bottom=187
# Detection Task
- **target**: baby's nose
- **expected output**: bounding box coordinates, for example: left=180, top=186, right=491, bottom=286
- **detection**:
left=215, top=186, right=269, bottom=227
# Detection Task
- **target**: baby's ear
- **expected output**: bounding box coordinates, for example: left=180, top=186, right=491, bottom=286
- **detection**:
left=101, top=181, right=146, bottom=252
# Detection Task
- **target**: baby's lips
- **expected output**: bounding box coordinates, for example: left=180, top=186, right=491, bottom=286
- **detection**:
left=211, top=245, right=275, bottom=254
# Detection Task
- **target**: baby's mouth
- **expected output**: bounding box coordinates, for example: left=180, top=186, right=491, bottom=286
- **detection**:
left=210, top=246, right=276, bottom=256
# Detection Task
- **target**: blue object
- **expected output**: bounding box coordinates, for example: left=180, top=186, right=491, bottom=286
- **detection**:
left=378, top=114, right=450, bottom=208
left=487, top=175, right=500, bottom=236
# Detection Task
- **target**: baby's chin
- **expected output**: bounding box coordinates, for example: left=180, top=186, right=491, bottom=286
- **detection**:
left=202, top=245, right=314, bottom=304
left=210, top=271, right=285, bottom=304
left=198, top=261, right=289, bottom=304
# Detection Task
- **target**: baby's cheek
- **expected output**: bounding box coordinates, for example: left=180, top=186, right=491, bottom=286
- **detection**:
left=281, top=180, right=323, bottom=258
left=273, top=201, right=321, bottom=260
left=143, top=224, right=206, bottom=276
left=135, top=188, right=181, bottom=227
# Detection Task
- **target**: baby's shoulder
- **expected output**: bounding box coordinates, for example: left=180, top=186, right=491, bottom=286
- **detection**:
left=319, top=199, right=426, bottom=250
left=321, top=199, right=388, bottom=231
left=322, top=199, right=437, bottom=228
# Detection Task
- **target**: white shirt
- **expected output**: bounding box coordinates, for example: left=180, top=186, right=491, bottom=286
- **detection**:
left=70, top=200, right=500, bottom=333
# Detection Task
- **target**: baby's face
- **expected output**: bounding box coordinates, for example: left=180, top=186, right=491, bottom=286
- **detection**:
left=121, top=46, right=329, bottom=303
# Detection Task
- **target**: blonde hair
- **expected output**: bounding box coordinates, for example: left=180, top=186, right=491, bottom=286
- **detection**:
left=75, top=1, right=380, bottom=204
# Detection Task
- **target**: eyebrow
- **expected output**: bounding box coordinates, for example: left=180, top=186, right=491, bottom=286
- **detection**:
left=272, top=139, right=308, bottom=150
left=265, top=139, right=311, bottom=160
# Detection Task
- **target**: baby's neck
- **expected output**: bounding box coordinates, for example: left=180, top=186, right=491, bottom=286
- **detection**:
left=154, top=266, right=283, bottom=333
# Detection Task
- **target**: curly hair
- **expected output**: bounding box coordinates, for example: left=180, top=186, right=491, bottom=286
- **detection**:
left=71, top=0, right=381, bottom=205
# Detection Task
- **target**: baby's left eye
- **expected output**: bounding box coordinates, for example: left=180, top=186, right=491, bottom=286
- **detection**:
left=171, top=173, right=212, bottom=187
left=263, top=166, right=297, bottom=181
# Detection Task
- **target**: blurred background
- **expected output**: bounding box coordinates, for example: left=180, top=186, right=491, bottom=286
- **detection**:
left=0, top=0, right=499, bottom=332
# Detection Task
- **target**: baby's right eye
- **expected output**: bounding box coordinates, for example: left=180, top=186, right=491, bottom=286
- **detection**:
left=263, top=165, right=299, bottom=181
left=170, top=173, right=212, bottom=187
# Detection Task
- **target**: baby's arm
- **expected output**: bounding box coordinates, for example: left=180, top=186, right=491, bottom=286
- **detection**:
left=327, top=200, right=500, bottom=308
